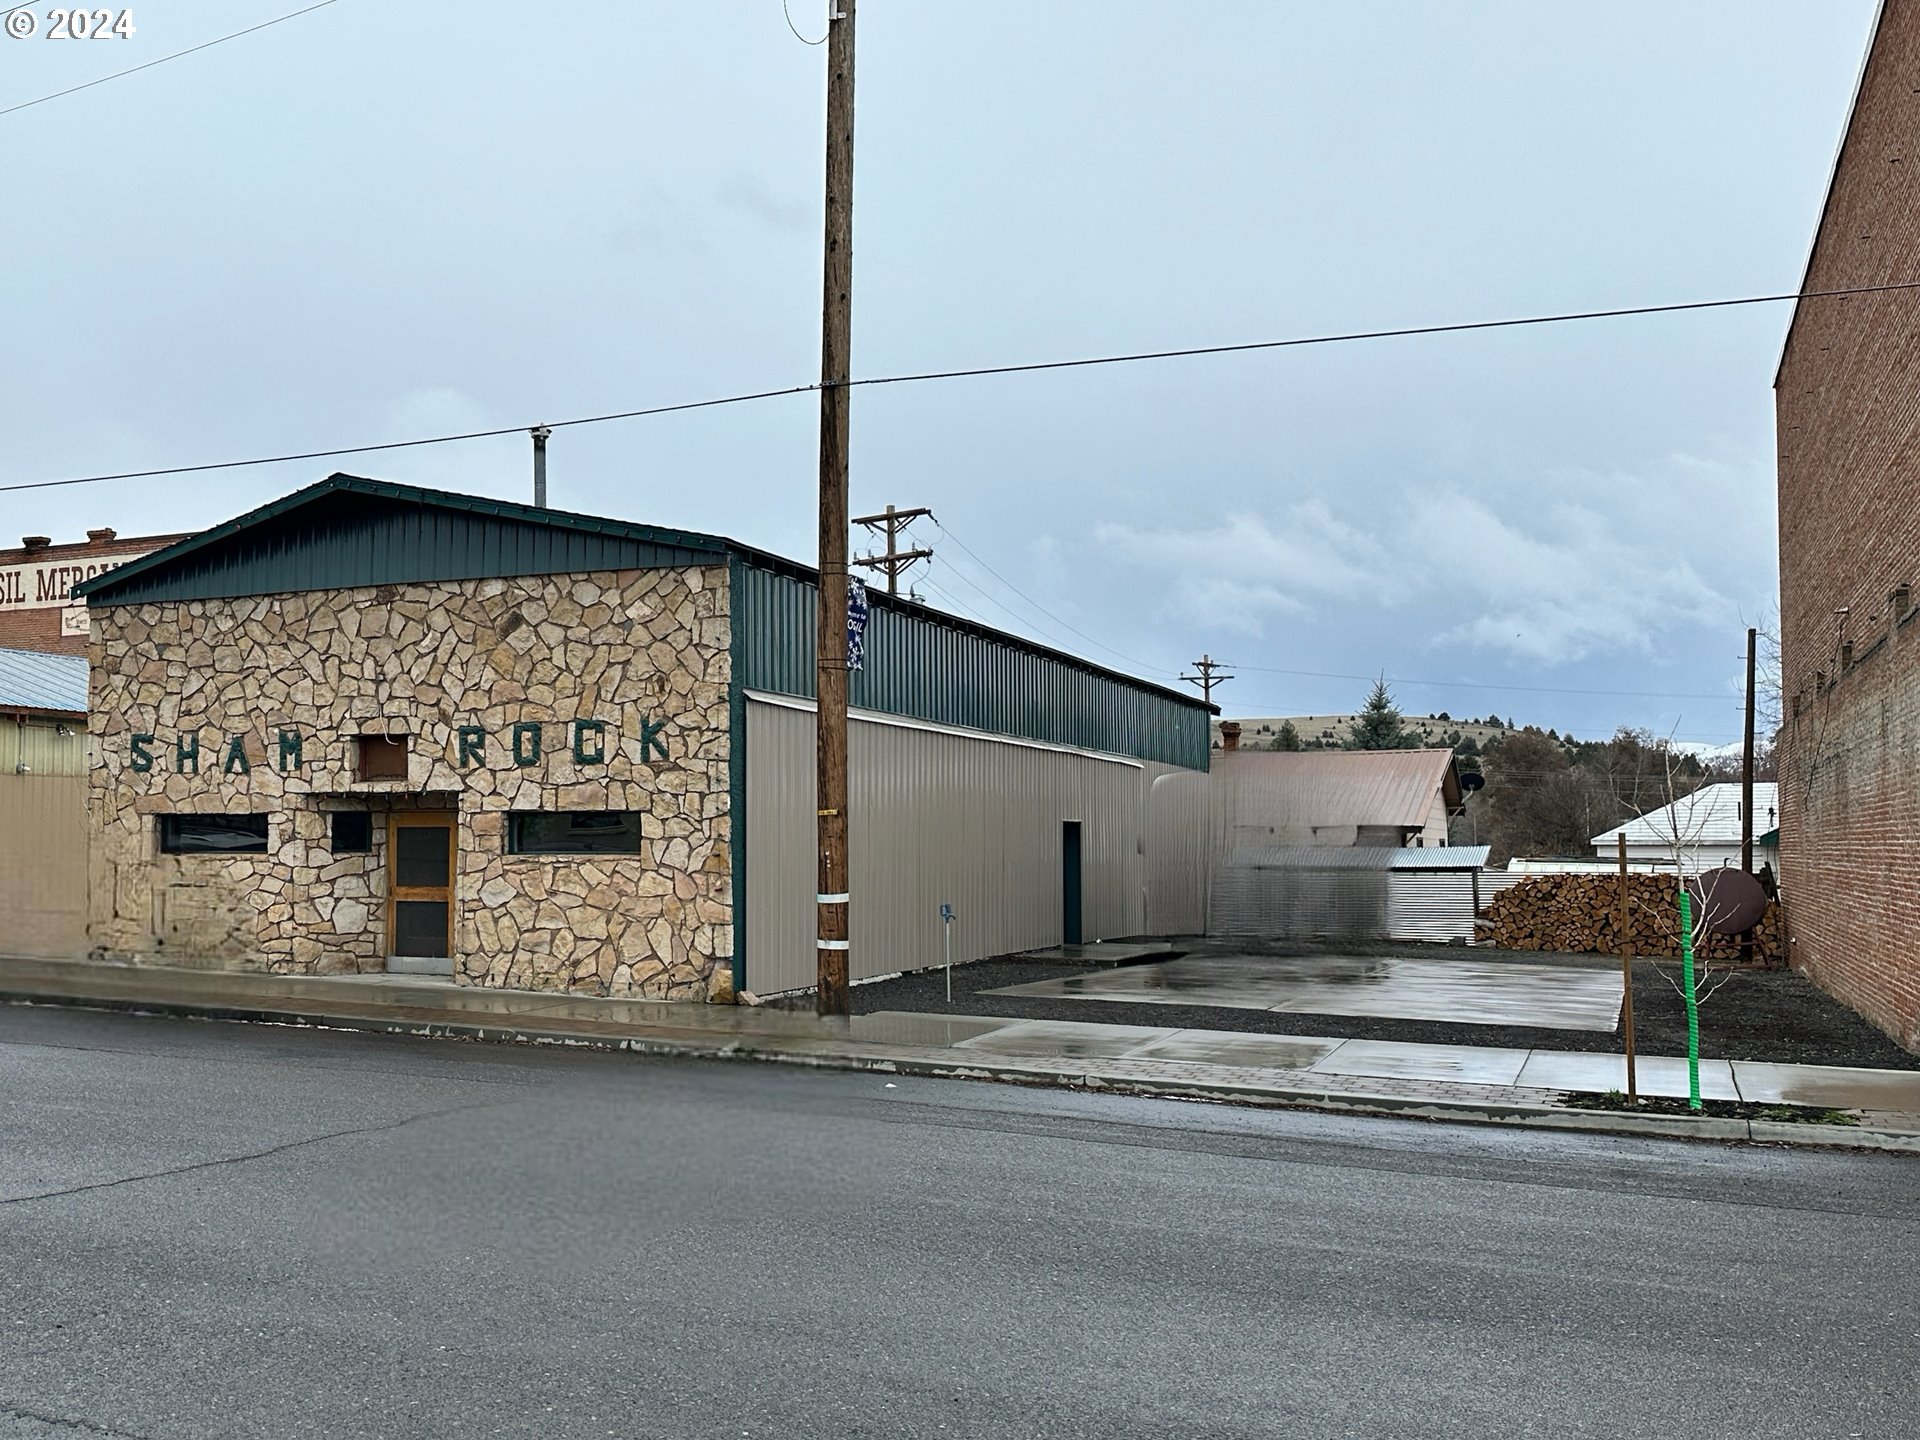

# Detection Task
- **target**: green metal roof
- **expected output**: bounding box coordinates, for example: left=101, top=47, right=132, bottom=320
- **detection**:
left=75, top=473, right=733, bottom=605
left=76, top=473, right=1212, bottom=764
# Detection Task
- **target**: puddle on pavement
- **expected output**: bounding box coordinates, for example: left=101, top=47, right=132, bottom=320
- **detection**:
left=988, top=953, right=1624, bottom=1032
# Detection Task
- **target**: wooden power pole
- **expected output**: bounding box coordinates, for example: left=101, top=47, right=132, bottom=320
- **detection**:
left=852, top=503, right=933, bottom=595
left=1740, top=624, right=1758, bottom=965
left=814, top=0, right=857, bottom=1017
left=1180, top=654, right=1234, bottom=706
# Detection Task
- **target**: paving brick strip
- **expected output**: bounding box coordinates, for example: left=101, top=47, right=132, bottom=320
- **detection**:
left=4, top=957, right=1918, bottom=1154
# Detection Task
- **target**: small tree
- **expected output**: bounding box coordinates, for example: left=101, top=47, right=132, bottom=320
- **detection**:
left=1274, top=720, right=1303, bottom=751
left=1345, top=678, right=1420, bottom=750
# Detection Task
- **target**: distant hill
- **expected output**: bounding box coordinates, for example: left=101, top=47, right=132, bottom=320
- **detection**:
left=1215, top=713, right=1522, bottom=750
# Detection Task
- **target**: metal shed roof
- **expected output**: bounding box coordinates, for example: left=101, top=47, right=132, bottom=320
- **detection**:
left=1591, top=783, right=1780, bottom=850
left=1224, top=844, right=1490, bottom=871
left=0, top=646, right=88, bottom=716
left=1213, top=748, right=1463, bottom=827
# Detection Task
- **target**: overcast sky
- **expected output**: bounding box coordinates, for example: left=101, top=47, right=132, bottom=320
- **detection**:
left=2, top=1, right=1877, bottom=746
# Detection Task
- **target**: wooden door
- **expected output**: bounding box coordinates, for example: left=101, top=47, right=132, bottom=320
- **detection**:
left=388, top=811, right=455, bottom=962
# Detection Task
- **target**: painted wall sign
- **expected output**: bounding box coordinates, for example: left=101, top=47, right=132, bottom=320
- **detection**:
left=1, top=552, right=156, bottom=617
left=126, top=718, right=671, bottom=775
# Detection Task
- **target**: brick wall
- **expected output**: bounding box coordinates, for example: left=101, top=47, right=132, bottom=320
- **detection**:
left=0, top=530, right=191, bottom=656
left=1775, top=1, right=1920, bottom=1051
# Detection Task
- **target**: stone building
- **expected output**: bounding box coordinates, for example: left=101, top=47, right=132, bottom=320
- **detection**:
left=0, top=527, right=192, bottom=656
left=1775, top=0, right=1920, bottom=1051
left=78, top=474, right=1212, bottom=1000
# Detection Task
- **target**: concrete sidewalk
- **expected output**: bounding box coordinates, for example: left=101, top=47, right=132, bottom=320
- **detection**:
left=4, top=955, right=1918, bottom=1152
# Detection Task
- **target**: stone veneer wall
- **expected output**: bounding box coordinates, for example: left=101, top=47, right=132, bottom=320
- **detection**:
left=88, top=566, right=733, bottom=999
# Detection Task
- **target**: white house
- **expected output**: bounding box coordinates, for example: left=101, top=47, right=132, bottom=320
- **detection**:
left=1588, top=782, right=1779, bottom=873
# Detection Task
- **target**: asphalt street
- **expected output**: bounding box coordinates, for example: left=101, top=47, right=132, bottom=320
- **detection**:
left=2, top=1003, right=1916, bottom=1440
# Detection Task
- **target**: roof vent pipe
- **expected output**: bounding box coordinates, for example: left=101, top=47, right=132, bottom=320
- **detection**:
left=531, top=426, right=551, bottom=509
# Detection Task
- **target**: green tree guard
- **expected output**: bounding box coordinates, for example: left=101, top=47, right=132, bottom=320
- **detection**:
left=1678, top=888, right=1702, bottom=1111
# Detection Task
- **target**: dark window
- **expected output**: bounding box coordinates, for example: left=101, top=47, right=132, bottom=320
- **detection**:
left=355, top=735, right=409, bottom=781
left=159, top=814, right=270, bottom=854
left=508, top=811, right=644, bottom=855
left=330, top=812, right=372, bottom=854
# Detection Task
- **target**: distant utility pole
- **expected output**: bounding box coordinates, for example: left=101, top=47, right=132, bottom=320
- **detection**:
left=1740, top=624, right=1757, bottom=966
left=1181, top=653, right=1234, bottom=705
left=814, top=0, right=857, bottom=1018
left=852, top=503, right=933, bottom=595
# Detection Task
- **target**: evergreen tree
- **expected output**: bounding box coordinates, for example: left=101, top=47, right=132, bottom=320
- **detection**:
left=1345, top=678, right=1419, bottom=750
left=1274, top=720, right=1303, bottom=751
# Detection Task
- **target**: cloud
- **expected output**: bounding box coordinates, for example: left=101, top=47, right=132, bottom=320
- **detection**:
left=715, top=171, right=811, bottom=234
left=1093, top=503, right=1383, bottom=634
left=1092, top=453, right=1759, bottom=660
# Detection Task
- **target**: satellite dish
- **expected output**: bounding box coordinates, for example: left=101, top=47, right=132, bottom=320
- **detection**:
left=1684, top=867, right=1769, bottom=936
left=1460, top=771, right=1485, bottom=793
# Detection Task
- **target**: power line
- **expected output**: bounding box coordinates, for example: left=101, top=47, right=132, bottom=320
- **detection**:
left=0, top=1, right=347, bottom=119
left=10, top=278, right=1920, bottom=496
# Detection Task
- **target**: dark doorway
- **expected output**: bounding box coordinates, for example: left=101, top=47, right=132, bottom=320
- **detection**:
left=388, top=811, right=455, bottom=973
left=1061, top=821, right=1083, bottom=944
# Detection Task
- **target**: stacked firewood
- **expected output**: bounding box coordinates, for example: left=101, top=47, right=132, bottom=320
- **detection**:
left=1477, top=874, right=1782, bottom=962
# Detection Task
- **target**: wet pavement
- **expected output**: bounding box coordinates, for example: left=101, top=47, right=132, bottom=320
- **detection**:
left=986, top=952, right=1626, bottom=1032
left=5, top=955, right=1919, bottom=1132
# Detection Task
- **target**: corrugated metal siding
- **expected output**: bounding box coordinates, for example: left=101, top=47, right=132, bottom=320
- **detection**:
left=87, top=490, right=720, bottom=607
left=745, top=695, right=1151, bottom=995
left=0, top=718, right=89, bottom=777
left=734, top=562, right=1210, bottom=770
left=1208, top=862, right=1389, bottom=939
left=0, top=774, right=86, bottom=958
left=1144, top=764, right=1211, bottom=934
left=1386, top=872, right=1479, bottom=944
left=1210, top=749, right=1457, bottom=845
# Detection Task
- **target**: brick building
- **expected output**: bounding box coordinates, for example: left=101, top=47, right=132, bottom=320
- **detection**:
left=1776, top=0, right=1920, bottom=1051
left=0, top=528, right=192, bottom=656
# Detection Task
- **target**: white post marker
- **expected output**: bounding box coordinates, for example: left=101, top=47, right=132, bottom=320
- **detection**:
left=940, top=903, right=955, bottom=1002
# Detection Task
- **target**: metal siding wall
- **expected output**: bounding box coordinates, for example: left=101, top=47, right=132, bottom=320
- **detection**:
left=0, top=774, right=86, bottom=958
left=746, top=697, right=1149, bottom=995
left=1, top=720, right=89, bottom=778
left=1386, top=872, right=1479, bottom=943
left=1144, top=763, right=1211, bottom=935
left=1208, top=866, right=1389, bottom=939
left=733, top=562, right=1210, bottom=769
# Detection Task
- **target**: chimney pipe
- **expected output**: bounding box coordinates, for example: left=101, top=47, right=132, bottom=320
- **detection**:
left=1220, top=720, right=1242, bottom=752
left=531, top=426, right=551, bottom=508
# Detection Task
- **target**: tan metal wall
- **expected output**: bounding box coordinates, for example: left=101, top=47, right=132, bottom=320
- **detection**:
left=745, top=694, right=1175, bottom=996
left=1144, top=764, right=1211, bottom=934
left=0, top=773, right=87, bottom=958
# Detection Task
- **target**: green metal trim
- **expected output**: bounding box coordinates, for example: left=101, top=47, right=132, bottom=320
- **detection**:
left=727, top=554, right=748, bottom=998
left=75, top=472, right=734, bottom=604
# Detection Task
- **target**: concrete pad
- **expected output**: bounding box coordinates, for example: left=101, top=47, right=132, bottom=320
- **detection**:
left=1309, top=1039, right=1530, bottom=1085
left=1127, top=1030, right=1342, bottom=1070
left=952, top=1019, right=1176, bottom=1059
left=849, top=1011, right=1014, bottom=1047
left=1517, top=1051, right=1739, bottom=1101
left=1732, top=1060, right=1920, bottom=1110
left=989, top=954, right=1623, bottom=1031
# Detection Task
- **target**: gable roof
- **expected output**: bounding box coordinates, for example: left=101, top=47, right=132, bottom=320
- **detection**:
left=1591, top=782, right=1780, bottom=850
left=0, top=646, right=88, bottom=716
left=73, top=472, right=1210, bottom=717
left=1215, top=748, right=1463, bottom=830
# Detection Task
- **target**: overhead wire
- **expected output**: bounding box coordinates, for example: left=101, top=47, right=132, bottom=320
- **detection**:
left=10, top=278, right=1920, bottom=495
left=0, top=0, right=347, bottom=119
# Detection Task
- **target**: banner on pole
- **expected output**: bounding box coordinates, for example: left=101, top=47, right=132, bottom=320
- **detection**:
left=846, top=576, right=870, bottom=671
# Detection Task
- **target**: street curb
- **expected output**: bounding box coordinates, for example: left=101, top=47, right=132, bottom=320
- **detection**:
left=6, top=986, right=1917, bottom=1154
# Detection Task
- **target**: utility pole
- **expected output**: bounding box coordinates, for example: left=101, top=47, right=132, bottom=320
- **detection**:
left=1180, top=654, right=1234, bottom=706
left=852, top=503, right=933, bottom=595
left=1741, top=626, right=1757, bottom=873
left=531, top=426, right=550, bottom=508
left=814, top=0, right=857, bottom=1017
left=1740, top=625, right=1757, bottom=965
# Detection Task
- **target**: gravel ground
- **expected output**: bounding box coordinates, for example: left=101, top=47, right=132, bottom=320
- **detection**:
left=832, top=938, right=1920, bottom=1070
